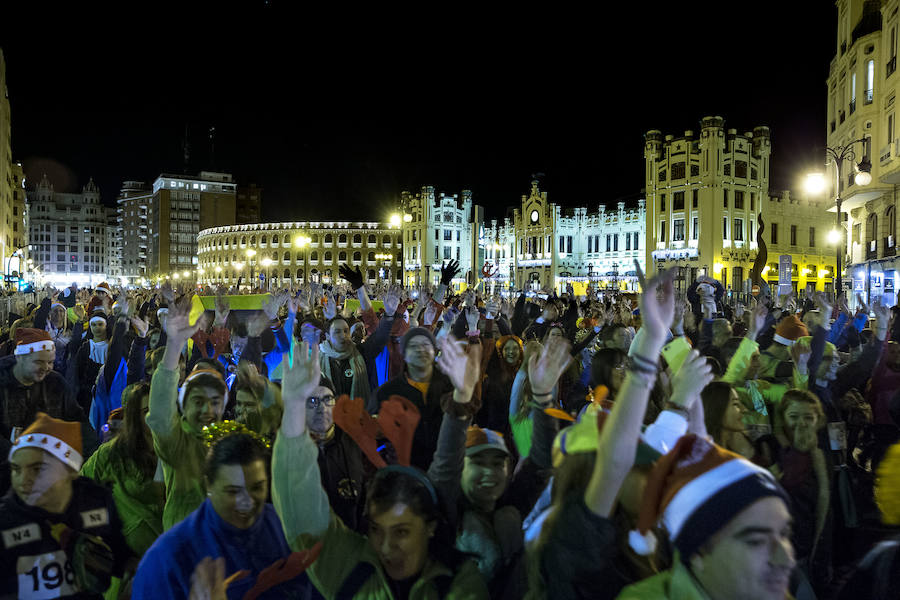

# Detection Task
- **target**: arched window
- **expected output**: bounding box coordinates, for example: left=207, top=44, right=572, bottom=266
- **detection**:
left=249, top=235, right=256, bottom=245
left=260, top=235, right=267, bottom=245
left=311, top=234, right=319, bottom=244
left=338, top=251, right=347, bottom=262
left=283, top=252, right=290, bottom=262
left=339, top=234, right=347, bottom=244
left=868, top=213, right=878, bottom=244
left=272, top=234, right=279, bottom=245
left=383, top=235, right=391, bottom=246
left=310, top=251, right=318, bottom=261
left=353, top=251, right=361, bottom=262
left=284, top=269, right=291, bottom=280
left=240, top=236, right=246, bottom=246
left=367, top=234, right=376, bottom=245
left=368, top=252, right=375, bottom=261
left=353, top=234, right=362, bottom=244
left=324, top=234, right=332, bottom=243
left=368, top=269, right=376, bottom=280
left=324, top=251, right=332, bottom=263
left=296, top=269, right=303, bottom=280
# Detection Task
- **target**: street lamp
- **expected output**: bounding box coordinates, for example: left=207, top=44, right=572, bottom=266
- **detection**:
left=806, top=137, right=872, bottom=296
left=245, top=249, right=257, bottom=289
left=294, top=235, right=311, bottom=284
left=389, top=214, right=401, bottom=228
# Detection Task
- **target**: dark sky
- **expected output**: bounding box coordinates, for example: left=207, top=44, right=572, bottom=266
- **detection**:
left=3, top=2, right=837, bottom=223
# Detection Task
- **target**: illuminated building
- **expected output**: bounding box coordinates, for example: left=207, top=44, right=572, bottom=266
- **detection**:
left=117, top=181, right=152, bottom=284
left=146, top=171, right=236, bottom=278
left=480, top=180, right=645, bottom=293
left=25, top=175, right=109, bottom=287
left=398, top=186, right=479, bottom=288
left=825, top=0, right=900, bottom=304
left=644, top=117, right=771, bottom=293
left=0, top=50, right=18, bottom=268
left=197, top=222, right=401, bottom=287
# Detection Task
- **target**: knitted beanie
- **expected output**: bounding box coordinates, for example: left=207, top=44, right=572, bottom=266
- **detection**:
left=400, top=327, right=437, bottom=355
left=773, top=314, right=808, bottom=346
left=9, top=412, right=83, bottom=471
left=629, top=434, right=788, bottom=560
left=14, top=328, right=55, bottom=355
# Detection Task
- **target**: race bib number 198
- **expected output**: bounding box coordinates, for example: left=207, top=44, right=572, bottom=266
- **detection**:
left=16, top=551, right=77, bottom=599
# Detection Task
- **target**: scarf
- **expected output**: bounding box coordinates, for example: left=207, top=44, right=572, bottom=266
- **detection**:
left=318, top=340, right=369, bottom=405
left=89, top=338, right=108, bottom=365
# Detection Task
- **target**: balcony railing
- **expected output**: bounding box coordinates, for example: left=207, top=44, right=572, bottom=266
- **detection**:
left=884, top=236, right=896, bottom=256
left=867, top=239, right=878, bottom=260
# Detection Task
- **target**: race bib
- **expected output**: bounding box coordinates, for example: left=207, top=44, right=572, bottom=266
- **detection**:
left=2, top=522, right=41, bottom=549
left=16, top=551, right=77, bottom=599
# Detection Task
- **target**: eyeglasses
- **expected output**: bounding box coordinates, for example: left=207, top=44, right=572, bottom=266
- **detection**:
left=307, top=395, right=336, bottom=408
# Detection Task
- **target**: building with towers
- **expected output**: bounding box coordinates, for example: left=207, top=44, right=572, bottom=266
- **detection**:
left=644, top=117, right=771, bottom=293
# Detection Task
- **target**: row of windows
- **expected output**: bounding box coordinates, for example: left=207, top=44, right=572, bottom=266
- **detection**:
left=659, top=189, right=756, bottom=212
left=204, top=232, right=396, bottom=251
left=204, top=250, right=401, bottom=265
left=586, top=233, right=640, bottom=252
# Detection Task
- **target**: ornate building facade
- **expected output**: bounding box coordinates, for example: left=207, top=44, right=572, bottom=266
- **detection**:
left=644, top=117, right=771, bottom=293
left=25, top=175, right=109, bottom=287
left=480, top=180, right=646, bottom=293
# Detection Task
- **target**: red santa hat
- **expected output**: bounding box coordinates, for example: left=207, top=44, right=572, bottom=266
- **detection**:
left=773, top=314, right=808, bottom=346
left=95, top=282, right=111, bottom=295
left=14, top=328, right=55, bottom=355
left=9, top=412, right=83, bottom=471
left=629, top=434, right=787, bottom=561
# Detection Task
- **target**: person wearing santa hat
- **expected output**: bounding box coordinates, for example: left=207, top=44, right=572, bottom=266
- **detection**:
left=0, top=329, right=97, bottom=494
left=86, top=282, right=112, bottom=318
left=0, top=412, right=135, bottom=598
left=616, top=435, right=795, bottom=600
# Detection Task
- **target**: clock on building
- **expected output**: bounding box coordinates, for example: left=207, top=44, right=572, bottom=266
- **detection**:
left=530, top=209, right=539, bottom=224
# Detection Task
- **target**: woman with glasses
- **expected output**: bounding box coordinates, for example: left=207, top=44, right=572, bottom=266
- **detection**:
left=309, top=375, right=366, bottom=532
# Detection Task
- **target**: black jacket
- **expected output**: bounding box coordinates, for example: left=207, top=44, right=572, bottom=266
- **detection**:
left=375, top=368, right=455, bottom=471
left=316, top=428, right=366, bottom=533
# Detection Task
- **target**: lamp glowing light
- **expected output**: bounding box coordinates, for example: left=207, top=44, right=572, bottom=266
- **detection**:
left=403, top=213, right=412, bottom=223
left=805, top=173, right=826, bottom=195
left=855, top=170, right=872, bottom=186
left=389, top=214, right=402, bottom=228
left=713, top=262, right=724, bottom=275
left=827, top=229, right=841, bottom=245
left=245, top=249, right=256, bottom=258
left=261, top=258, right=273, bottom=267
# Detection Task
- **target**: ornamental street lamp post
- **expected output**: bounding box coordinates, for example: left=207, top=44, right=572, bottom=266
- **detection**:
left=806, top=138, right=872, bottom=298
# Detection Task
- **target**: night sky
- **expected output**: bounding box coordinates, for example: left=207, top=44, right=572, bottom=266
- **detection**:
left=3, top=2, right=837, bottom=224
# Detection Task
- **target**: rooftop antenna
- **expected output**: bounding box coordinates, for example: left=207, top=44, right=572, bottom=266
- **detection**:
left=209, top=126, right=216, bottom=169
left=182, top=124, right=191, bottom=173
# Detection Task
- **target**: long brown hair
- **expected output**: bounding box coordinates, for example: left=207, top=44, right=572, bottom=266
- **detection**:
left=110, top=382, right=157, bottom=480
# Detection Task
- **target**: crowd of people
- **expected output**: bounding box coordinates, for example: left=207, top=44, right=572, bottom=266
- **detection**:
left=1, top=260, right=899, bottom=599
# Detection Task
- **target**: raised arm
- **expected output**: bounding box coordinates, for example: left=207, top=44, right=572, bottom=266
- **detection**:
left=585, top=262, right=675, bottom=518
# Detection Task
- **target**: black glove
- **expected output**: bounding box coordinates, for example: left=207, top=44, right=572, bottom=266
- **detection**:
left=440, top=260, right=460, bottom=287
left=339, top=264, right=365, bottom=291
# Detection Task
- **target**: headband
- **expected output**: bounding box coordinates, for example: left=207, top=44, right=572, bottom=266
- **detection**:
left=89, top=316, right=107, bottom=326
left=378, top=464, right=439, bottom=506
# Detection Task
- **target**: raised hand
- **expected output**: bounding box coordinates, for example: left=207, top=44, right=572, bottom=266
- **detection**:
left=339, top=264, right=365, bottom=291
left=262, top=290, right=289, bottom=321
left=281, top=341, right=321, bottom=437
left=484, top=298, right=500, bottom=319
left=160, top=281, right=176, bottom=306
left=436, top=336, right=482, bottom=403
left=669, top=350, right=714, bottom=411
left=188, top=556, right=248, bottom=600
left=423, top=302, right=438, bottom=326
left=873, top=297, right=891, bottom=338
left=131, top=316, right=150, bottom=339
left=114, top=295, right=131, bottom=318
left=322, top=291, right=337, bottom=320
left=527, top=335, right=573, bottom=397
left=464, top=306, right=480, bottom=332
left=383, top=288, right=400, bottom=316
left=635, top=260, right=676, bottom=347
left=747, top=301, right=768, bottom=340
left=440, top=259, right=461, bottom=286
left=166, top=293, right=204, bottom=346
left=214, top=289, right=230, bottom=327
